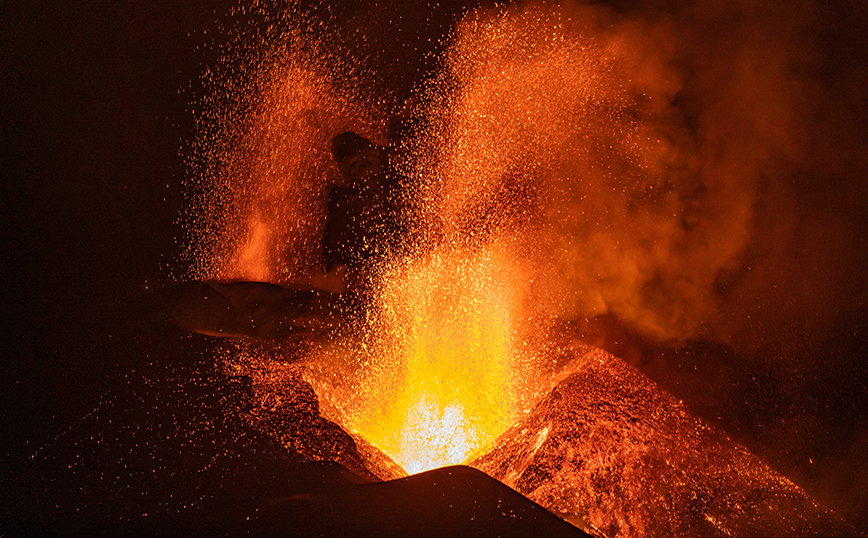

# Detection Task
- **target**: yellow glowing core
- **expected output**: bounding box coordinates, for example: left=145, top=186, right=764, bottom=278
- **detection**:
left=350, top=246, right=518, bottom=473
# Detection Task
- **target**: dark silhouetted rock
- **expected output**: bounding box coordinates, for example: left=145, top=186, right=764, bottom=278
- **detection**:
left=253, top=465, right=591, bottom=537
left=163, top=280, right=343, bottom=342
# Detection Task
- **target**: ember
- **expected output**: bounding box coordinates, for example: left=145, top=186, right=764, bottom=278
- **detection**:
left=7, top=0, right=866, bottom=535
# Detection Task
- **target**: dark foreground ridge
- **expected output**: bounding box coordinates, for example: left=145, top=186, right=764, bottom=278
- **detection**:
left=255, top=465, right=590, bottom=537
left=0, top=287, right=584, bottom=537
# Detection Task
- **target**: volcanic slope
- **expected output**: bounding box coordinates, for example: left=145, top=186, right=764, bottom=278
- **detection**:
left=0, top=295, right=582, bottom=537
left=470, top=344, right=861, bottom=538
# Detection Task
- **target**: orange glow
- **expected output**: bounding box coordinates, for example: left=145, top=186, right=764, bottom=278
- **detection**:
left=182, top=2, right=864, bottom=533
left=231, top=217, right=273, bottom=281
left=186, top=38, right=381, bottom=283
left=348, top=246, right=518, bottom=473
left=191, top=0, right=762, bottom=476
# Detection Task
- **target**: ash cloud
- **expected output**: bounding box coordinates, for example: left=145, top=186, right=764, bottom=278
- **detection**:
left=641, top=0, right=868, bottom=350
left=413, top=0, right=868, bottom=350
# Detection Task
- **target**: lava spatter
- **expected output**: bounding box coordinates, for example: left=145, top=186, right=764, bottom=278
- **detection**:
left=184, top=11, right=384, bottom=285
left=470, top=342, right=857, bottom=538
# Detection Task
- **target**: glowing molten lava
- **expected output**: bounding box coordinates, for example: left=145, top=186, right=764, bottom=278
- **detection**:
left=349, top=246, right=519, bottom=473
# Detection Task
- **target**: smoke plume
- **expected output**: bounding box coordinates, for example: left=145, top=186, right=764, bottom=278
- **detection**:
left=399, top=0, right=867, bottom=350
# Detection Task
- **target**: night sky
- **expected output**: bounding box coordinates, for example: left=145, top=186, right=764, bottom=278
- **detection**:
left=3, top=0, right=237, bottom=458
left=3, top=0, right=867, bottom=533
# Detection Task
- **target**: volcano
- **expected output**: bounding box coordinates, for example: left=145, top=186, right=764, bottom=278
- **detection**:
left=3, top=285, right=859, bottom=537
left=4, top=0, right=868, bottom=536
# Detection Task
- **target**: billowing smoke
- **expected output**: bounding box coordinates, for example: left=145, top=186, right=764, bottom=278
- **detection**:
left=185, top=0, right=866, bottom=351
left=399, top=0, right=867, bottom=350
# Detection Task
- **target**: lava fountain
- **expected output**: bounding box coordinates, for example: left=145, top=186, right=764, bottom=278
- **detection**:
left=185, top=0, right=764, bottom=467
left=348, top=245, right=521, bottom=473
left=188, top=0, right=739, bottom=474
left=183, top=0, right=864, bottom=535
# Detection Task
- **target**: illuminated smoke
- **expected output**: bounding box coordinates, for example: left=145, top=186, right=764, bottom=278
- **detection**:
left=354, top=0, right=863, bottom=477
left=406, top=2, right=714, bottom=343
left=404, top=0, right=834, bottom=347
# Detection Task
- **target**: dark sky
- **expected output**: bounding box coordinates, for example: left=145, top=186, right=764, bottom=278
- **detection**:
left=3, top=1, right=240, bottom=305
left=2, top=0, right=241, bottom=456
